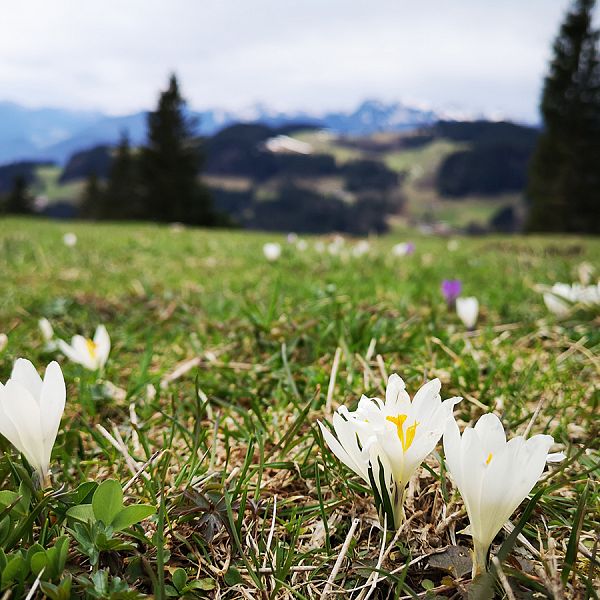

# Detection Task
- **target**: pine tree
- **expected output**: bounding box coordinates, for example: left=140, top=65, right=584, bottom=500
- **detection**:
left=526, top=0, right=600, bottom=233
left=5, top=175, right=33, bottom=215
left=80, top=173, right=103, bottom=219
left=141, top=73, right=214, bottom=224
left=104, top=132, right=142, bottom=219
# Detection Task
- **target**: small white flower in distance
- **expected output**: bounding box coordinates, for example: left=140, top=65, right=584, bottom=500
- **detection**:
left=392, top=242, right=415, bottom=257
left=57, top=325, right=110, bottom=370
left=39, top=318, right=54, bottom=342
left=39, top=318, right=59, bottom=352
left=263, top=243, right=282, bottom=262
left=542, top=282, right=600, bottom=316
left=352, top=240, right=370, bottom=257
left=287, top=232, right=298, bottom=244
left=443, top=413, right=556, bottom=577
left=328, top=236, right=345, bottom=256
left=577, top=262, right=594, bottom=285
left=0, top=359, right=66, bottom=484
left=319, top=374, right=461, bottom=529
left=447, top=239, right=460, bottom=252
left=456, top=297, right=479, bottom=330
left=62, top=232, right=77, bottom=247
left=296, top=239, right=308, bottom=252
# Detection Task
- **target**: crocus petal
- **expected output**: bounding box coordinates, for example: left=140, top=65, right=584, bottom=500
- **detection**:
left=410, top=378, right=441, bottom=421
left=10, top=358, right=43, bottom=403
left=0, top=384, right=29, bottom=459
left=457, top=427, right=487, bottom=541
left=318, top=420, right=368, bottom=483
left=94, top=325, right=111, bottom=367
left=40, top=361, right=66, bottom=450
left=443, top=419, right=463, bottom=489
left=1, top=380, right=46, bottom=474
left=331, top=412, right=369, bottom=479
left=473, top=413, right=506, bottom=455
left=57, top=338, right=83, bottom=365
left=71, top=336, right=98, bottom=369
left=39, top=318, right=54, bottom=341
left=385, top=374, right=411, bottom=414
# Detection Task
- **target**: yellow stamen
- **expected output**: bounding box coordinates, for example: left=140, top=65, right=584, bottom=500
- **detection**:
left=386, top=414, right=419, bottom=452
left=486, top=452, right=493, bottom=465
left=86, top=338, right=98, bottom=358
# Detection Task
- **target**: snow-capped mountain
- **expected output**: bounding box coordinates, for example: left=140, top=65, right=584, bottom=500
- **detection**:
left=0, top=99, right=451, bottom=165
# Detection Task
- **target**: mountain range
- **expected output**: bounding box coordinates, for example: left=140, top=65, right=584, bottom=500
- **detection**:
left=0, top=99, right=467, bottom=165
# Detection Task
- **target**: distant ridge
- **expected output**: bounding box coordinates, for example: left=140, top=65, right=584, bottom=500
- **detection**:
left=0, top=98, right=513, bottom=166
left=0, top=99, right=480, bottom=165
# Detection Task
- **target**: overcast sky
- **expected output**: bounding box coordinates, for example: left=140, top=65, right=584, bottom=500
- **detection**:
left=0, top=0, right=587, bottom=122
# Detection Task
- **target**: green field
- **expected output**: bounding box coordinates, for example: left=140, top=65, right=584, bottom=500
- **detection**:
left=0, top=219, right=598, bottom=598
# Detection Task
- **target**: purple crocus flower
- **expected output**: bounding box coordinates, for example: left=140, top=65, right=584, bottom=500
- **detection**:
left=442, top=279, right=462, bottom=307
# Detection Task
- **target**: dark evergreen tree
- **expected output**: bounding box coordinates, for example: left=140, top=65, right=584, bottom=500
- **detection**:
left=103, top=132, right=143, bottom=219
left=80, top=173, right=103, bottom=219
left=5, top=175, right=33, bottom=215
left=141, top=73, right=215, bottom=224
left=526, top=0, right=600, bottom=233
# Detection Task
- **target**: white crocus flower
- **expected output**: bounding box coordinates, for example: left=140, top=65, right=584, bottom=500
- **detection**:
left=443, top=414, right=556, bottom=577
left=0, top=359, right=66, bottom=484
left=543, top=283, right=576, bottom=316
left=38, top=317, right=58, bottom=351
left=352, top=240, right=370, bottom=258
left=392, top=242, right=414, bottom=257
left=39, top=318, right=54, bottom=342
left=63, top=232, right=77, bottom=247
left=456, top=297, right=479, bottom=330
left=319, top=374, right=461, bottom=528
left=263, top=243, right=281, bottom=262
left=542, top=282, right=600, bottom=316
left=57, top=325, right=110, bottom=370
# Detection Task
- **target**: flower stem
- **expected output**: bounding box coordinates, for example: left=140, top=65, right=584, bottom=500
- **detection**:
left=472, top=541, right=489, bottom=579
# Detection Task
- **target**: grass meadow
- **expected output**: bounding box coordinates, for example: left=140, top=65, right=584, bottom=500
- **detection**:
left=0, top=218, right=599, bottom=599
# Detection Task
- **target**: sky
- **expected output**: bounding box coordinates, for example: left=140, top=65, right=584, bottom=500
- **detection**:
left=0, top=0, right=587, bottom=122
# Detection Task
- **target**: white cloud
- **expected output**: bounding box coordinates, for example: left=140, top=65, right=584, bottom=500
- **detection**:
left=0, top=0, right=581, bottom=120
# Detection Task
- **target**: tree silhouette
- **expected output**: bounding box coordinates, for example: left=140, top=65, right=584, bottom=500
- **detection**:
left=526, top=0, right=600, bottom=233
left=5, top=175, right=33, bottom=215
left=141, top=73, right=214, bottom=224
left=80, top=173, right=103, bottom=219
left=103, top=131, right=143, bottom=219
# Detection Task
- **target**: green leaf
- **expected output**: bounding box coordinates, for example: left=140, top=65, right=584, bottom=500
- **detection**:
left=0, top=491, right=19, bottom=508
left=30, top=552, right=48, bottom=577
left=66, top=503, right=95, bottom=523
left=172, top=567, right=187, bottom=591
left=0, top=517, right=10, bottom=545
left=67, top=481, right=98, bottom=505
left=187, top=578, right=216, bottom=591
left=92, top=479, right=124, bottom=526
left=55, top=536, right=70, bottom=573
left=111, top=504, right=156, bottom=531
left=2, top=554, right=27, bottom=587
left=224, top=567, right=243, bottom=586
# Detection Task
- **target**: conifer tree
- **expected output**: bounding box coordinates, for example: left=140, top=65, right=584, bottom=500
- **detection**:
left=5, top=175, right=33, bottom=215
left=526, top=0, right=600, bottom=233
left=80, top=173, right=103, bottom=219
left=141, top=74, right=214, bottom=224
left=104, top=132, right=142, bottom=219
